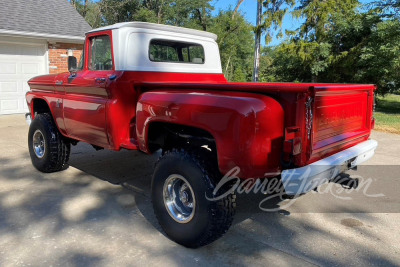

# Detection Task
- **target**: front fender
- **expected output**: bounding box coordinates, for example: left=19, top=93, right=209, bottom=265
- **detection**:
left=136, top=90, right=284, bottom=178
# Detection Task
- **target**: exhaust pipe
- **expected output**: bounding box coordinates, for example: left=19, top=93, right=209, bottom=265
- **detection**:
left=331, top=174, right=359, bottom=189
left=25, top=113, right=32, bottom=126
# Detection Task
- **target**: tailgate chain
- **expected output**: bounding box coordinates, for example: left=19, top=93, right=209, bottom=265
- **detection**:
left=305, top=97, right=313, bottom=140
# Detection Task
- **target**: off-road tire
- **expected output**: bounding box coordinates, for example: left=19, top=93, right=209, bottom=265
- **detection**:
left=28, top=113, right=70, bottom=173
left=152, top=149, right=236, bottom=248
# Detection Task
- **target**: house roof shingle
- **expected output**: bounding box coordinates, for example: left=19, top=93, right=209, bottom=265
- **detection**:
left=0, top=0, right=92, bottom=39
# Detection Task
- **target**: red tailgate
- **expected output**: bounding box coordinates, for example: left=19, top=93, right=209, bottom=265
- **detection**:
left=307, top=85, right=375, bottom=164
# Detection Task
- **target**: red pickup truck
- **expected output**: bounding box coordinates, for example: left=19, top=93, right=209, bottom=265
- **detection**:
left=26, top=22, right=377, bottom=248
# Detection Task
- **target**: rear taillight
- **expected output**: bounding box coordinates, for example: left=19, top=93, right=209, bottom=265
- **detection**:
left=372, top=92, right=376, bottom=129
left=373, top=93, right=376, bottom=113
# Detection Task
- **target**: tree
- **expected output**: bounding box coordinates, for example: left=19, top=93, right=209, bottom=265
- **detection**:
left=293, top=0, right=360, bottom=42
left=370, top=0, right=400, bottom=18
left=69, top=0, right=102, bottom=27
left=98, top=0, right=140, bottom=25
left=253, top=0, right=296, bottom=81
left=267, top=7, right=400, bottom=94
left=269, top=40, right=331, bottom=82
left=209, top=11, right=254, bottom=81
left=253, top=0, right=262, bottom=81
left=259, top=47, right=278, bottom=82
left=232, top=0, right=245, bottom=20
left=83, top=2, right=103, bottom=27
left=332, top=16, right=400, bottom=95
left=176, top=0, right=214, bottom=31
left=265, top=0, right=361, bottom=82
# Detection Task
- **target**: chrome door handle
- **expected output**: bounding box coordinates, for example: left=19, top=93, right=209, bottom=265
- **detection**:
left=95, top=77, right=106, bottom=83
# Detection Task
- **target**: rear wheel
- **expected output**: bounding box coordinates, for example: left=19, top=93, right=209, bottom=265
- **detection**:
left=28, top=113, right=70, bottom=173
left=152, top=149, right=236, bottom=248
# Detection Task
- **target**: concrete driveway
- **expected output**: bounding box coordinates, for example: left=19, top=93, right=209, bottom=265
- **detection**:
left=0, top=114, right=399, bottom=266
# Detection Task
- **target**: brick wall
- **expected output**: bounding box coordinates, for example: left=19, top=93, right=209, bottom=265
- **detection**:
left=48, top=43, right=83, bottom=74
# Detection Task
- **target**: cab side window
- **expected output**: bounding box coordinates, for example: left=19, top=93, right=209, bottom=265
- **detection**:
left=89, top=35, right=113, bottom=70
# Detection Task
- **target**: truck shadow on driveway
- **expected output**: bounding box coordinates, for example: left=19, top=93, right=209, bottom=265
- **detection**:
left=0, top=142, right=397, bottom=266
left=68, top=143, right=284, bottom=227
left=65, top=143, right=397, bottom=266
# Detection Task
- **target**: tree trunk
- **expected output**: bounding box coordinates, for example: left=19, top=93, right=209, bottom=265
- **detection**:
left=158, top=0, right=164, bottom=24
left=225, top=55, right=232, bottom=74
left=232, top=0, right=245, bottom=20
left=196, top=8, right=207, bottom=31
left=83, top=0, right=88, bottom=17
left=252, top=0, right=262, bottom=82
left=202, top=6, right=207, bottom=31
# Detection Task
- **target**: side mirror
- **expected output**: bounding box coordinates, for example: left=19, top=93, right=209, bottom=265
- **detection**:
left=68, top=56, right=77, bottom=72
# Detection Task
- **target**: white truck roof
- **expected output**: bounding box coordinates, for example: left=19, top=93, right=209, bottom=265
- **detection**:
left=88, top=22, right=223, bottom=74
left=87, top=22, right=218, bottom=41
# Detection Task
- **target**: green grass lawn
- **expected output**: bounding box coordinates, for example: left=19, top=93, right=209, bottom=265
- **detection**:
left=375, top=94, right=400, bottom=134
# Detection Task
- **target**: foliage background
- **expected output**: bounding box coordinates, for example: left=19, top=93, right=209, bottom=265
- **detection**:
left=69, top=0, right=400, bottom=95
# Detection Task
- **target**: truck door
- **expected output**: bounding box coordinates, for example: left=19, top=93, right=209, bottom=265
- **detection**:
left=63, top=33, right=115, bottom=148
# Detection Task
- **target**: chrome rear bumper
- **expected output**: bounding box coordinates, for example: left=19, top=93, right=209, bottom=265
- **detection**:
left=281, top=139, right=378, bottom=196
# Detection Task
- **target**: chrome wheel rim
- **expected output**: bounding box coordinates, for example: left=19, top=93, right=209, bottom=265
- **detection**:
left=163, top=174, right=196, bottom=223
left=32, top=130, right=46, bottom=158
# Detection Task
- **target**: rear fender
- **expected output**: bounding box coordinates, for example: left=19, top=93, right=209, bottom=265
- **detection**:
left=136, top=90, right=284, bottom=178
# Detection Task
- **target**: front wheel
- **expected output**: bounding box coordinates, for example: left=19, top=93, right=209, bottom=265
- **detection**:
left=152, top=149, right=236, bottom=248
left=28, top=113, right=70, bottom=173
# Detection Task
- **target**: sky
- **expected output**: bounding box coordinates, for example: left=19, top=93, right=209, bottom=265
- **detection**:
left=211, top=0, right=376, bottom=46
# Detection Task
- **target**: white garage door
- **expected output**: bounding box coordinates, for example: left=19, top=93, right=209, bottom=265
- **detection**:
left=0, top=40, right=47, bottom=114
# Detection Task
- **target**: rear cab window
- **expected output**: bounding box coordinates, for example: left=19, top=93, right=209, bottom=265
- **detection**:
left=149, top=39, right=205, bottom=64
